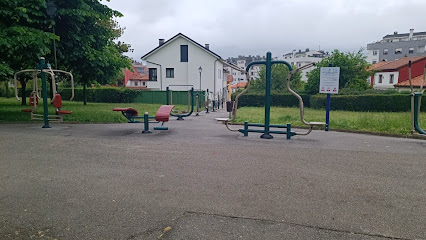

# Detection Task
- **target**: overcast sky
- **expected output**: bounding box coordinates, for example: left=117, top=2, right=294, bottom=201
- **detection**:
left=104, top=0, right=426, bottom=60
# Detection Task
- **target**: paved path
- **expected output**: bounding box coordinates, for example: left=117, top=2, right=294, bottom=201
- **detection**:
left=1, top=110, right=425, bottom=239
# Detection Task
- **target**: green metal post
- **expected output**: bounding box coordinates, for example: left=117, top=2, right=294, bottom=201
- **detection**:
left=243, top=121, right=249, bottom=137
left=142, top=112, right=152, bottom=133
left=286, top=123, right=292, bottom=140
left=206, top=88, right=209, bottom=113
left=261, top=52, right=273, bottom=139
left=166, top=87, right=170, bottom=105
left=38, top=58, right=51, bottom=128
left=413, top=93, right=426, bottom=134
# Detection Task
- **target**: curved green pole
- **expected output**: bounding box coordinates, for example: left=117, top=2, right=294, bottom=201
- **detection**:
left=170, top=88, right=194, bottom=120
left=413, top=93, right=426, bottom=134
left=246, top=52, right=293, bottom=139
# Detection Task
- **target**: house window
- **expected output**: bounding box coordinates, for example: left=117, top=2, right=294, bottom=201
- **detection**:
left=390, top=74, right=394, bottom=84
left=409, top=48, right=414, bottom=54
left=142, top=82, right=146, bottom=86
left=180, top=45, right=188, bottom=62
left=251, top=72, right=254, bottom=75
left=378, top=74, right=383, bottom=83
left=166, top=68, right=174, bottom=78
left=373, top=50, right=377, bottom=56
left=149, top=68, right=157, bottom=81
left=395, top=48, right=402, bottom=54
left=372, top=61, right=377, bottom=64
left=383, top=49, right=388, bottom=55
left=134, top=81, right=137, bottom=86
left=418, top=46, right=425, bottom=53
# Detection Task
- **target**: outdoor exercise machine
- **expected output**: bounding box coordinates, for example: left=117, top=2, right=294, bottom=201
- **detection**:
left=113, top=105, right=175, bottom=133
left=166, top=85, right=194, bottom=120
left=14, top=57, right=74, bottom=128
left=408, top=61, right=426, bottom=135
left=216, top=52, right=325, bottom=140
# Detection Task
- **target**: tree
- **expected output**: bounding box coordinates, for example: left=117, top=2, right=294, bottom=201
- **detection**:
left=251, top=64, right=302, bottom=93
left=52, top=0, right=132, bottom=105
left=305, top=49, right=372, bottom=94
left=0, top=0, right=57, bottom=105
left=0, top=0, right=132, bottom=105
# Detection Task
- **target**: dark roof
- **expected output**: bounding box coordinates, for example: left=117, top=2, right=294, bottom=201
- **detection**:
left=383, top=31, right=426, bottom=39
left=141, top=33, right=222, bottom=60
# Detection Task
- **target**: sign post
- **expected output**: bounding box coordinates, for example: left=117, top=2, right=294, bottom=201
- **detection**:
left=320, top=65, right=340, bottom=131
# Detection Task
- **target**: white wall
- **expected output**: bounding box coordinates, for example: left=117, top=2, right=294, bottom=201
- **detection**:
left=372, top=71, right=399, bottom=89
left=367, top=49, right=380, bottom=64
left=143, top=36, right=223, bottom=95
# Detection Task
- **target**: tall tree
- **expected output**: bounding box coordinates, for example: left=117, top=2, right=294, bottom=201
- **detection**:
left=52, top=0, right=132, bottom=105
left=251, top=64, right=302, bottom=93
left=305, top=49, right=372, bottom=94
left=0, top=0, right=57, bottom=105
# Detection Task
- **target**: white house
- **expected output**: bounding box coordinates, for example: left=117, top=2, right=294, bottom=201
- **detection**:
left=141, top=33, right=231, bottom=99
left=283, top=49, right=329, bottom=82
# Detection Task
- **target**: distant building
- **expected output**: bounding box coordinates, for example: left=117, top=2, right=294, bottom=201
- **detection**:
left=367, top=29, right=426, bottom=64
left=224, top=55, right=265, bottom=87
left=368, top=56, right=426, bottom=90
left=283, top=49, right=329, bottom=82
left=120, top=62, right=149, bottom=89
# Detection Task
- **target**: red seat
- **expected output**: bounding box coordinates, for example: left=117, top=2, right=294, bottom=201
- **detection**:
left=57, top=110, right=72, bottom=115
left=112, top=107, right=138, bottom=116
left=53, top=94, right=72, bottom=115
left=155, top=105, right=175, bottom=122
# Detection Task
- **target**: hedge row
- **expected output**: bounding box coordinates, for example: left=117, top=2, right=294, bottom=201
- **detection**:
left=236, top=93, right=311, bottom=108
left=311, top=94, right=425, bottom=112
left=235, top=93, right=425, bottom=112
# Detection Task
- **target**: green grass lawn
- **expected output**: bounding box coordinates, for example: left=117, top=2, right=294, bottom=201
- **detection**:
left=0, top=97, right=188, bottom=123
left=1, top=97, right=425, bottom=136
left=234, top=106, right=425, bottom=136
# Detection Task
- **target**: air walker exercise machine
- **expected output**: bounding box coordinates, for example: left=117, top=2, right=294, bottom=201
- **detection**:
left=216, top=52, right=325, bottom=140
left=408, top=61, right=426, bottom=135
left=166, top=85, right=194, bottom=120
left=14, top=57, right=74, bottom=128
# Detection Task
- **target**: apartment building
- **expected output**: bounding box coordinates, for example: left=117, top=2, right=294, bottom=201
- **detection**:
left=367, top=29, right=426, bottom=64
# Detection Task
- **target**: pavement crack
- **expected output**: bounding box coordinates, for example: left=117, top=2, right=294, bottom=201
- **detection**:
left=183, top=211, right=411, bottom=240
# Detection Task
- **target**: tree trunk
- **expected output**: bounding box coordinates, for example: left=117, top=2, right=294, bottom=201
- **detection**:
left=83, top=83, right=87, bottom=105
left=20, top=80, right=27, bottom=106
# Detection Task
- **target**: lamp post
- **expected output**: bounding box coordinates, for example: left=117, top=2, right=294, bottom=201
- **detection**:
left=198, top=66, right=202, bottom=115
left=198, top=66, right=202, bottom=91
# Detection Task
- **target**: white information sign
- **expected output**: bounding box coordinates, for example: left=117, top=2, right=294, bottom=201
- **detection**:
left=319, top=67, right=340, bottom=94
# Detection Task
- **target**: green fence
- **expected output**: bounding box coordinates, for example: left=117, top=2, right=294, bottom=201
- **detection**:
left=59, top=87, right=205, bottom=106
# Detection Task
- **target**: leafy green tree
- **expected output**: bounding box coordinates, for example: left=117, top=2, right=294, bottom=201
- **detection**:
left=0, top=0, right=57, bottom=105
left=51, top=0, right=132, bottom=104
left=251, top=64, right=302, bottom=93
left=0, top=0, right=132, bottom=105
left=305, top=49, right=372, bottom=94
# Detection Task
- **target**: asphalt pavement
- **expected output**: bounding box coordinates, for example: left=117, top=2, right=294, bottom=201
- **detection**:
left=1, top=109, right=425, bottom=239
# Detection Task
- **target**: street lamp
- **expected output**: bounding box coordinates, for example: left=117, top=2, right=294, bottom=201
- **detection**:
left=198, top=66, right=202, bottom=91
left=46, top=1, right=57, bottom=69
left=197, top=66, right=203, bottom=116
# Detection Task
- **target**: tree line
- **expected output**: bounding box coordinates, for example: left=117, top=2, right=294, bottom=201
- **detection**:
left=0, top=0, right=132, bottom=105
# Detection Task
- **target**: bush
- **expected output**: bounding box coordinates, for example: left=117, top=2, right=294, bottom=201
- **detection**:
left=311, top=94, right=426, bottom=112
left=234, top=93, right=311, bottom=108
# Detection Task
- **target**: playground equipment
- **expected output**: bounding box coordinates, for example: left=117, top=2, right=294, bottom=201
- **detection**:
left=113, top=105, right=175, bottom=133
left=408, top=61, right=426, bottom=135
left=166, top=85, right=194, bottom=120
left=216, top=52, right=325, bottom=140
left=14, top=57, right=74, bottom=127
